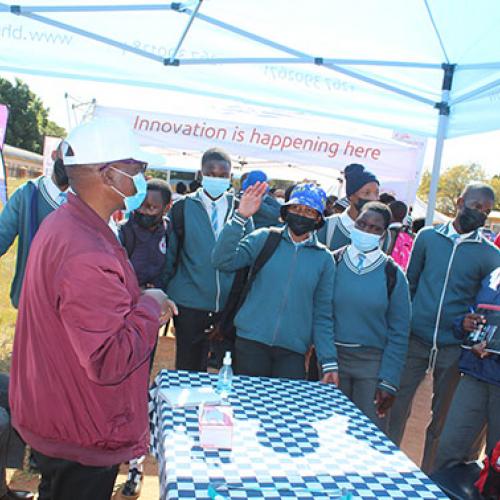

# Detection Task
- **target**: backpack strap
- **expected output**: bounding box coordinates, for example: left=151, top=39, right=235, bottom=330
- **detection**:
left=238, top=228, right=283, bottom=309
left=386, top=226, right=401, bottom=256
left=28, top=182, right=40, bottom=244
left=252, top=227, right=283, bottom=275
left=326, top=216, right=338, bottom=248
left=332, top=245, right=348, bottom=264
left=384, top=257, right=398, bottom=298
left=120, top=222, right=137, bottom=258
left=169, top=198, right=186, bottom=268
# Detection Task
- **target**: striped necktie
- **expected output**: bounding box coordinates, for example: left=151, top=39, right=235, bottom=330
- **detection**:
left=357, top=254, right=366, bottom=271
left=58, top=191, right=68, bottom=205
left=211, top=201, right=218, bottom=235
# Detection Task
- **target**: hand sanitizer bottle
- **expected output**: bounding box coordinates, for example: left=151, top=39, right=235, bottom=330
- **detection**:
left=216, top=351, right=233, bottom=399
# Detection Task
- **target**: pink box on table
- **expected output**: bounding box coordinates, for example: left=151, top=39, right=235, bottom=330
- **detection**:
left=199, top=404, right=234, bottom=449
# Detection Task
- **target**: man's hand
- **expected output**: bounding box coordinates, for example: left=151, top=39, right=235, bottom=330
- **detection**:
left=142, top=289, right=178, bottom=325
left=462, top=313, right=486, bottom=333
left=471, top=341, right=491, bottom=359
left=237, top=182, right=268, bottom=218
left=374, top=389, right=395, bottom=418
left=321, top=371, right=339, bottom=386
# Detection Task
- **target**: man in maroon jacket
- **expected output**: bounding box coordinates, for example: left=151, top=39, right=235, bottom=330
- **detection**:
left=9, top=118, right=176, bottom=500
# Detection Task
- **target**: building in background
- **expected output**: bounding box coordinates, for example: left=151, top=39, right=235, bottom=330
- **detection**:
left=3, top=144, right=43, bottom=179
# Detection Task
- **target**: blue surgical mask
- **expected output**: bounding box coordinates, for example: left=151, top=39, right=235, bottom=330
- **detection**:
left=202, top=176, right=230, bottom=199
left=350, top=227, right=381, bottom=253
left=110, top=167, right=147, bottom=212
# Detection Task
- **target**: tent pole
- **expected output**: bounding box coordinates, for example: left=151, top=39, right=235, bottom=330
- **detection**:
left=426, top=64, right=455, bottom=226
left=426, top=114, right=448, bottom=225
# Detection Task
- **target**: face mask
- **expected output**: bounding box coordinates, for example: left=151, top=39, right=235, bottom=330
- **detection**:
left=350, top=227, right=382, bottom=253
left=286, top=213, right=317, bottom=236
left=53, top=158, right=69, bottom=188
left=355, top=198, right=371, bottom=212
left=202, top=176, right=230, bottom=199
left=135, top=212, right=162, bottom=229
left=457, top=206, right=487, bottom=233
left=109, top=168, right=147, bottom=212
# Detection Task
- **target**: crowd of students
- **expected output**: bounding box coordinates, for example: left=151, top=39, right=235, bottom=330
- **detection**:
left=0, top=116, right=498, bottom=500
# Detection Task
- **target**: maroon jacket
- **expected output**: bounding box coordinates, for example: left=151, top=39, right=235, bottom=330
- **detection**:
left=9, top=194, right=160, bottom=466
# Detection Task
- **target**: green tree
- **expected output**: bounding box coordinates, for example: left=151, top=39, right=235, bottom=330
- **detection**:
left=490, top=175, right=500, bottom=210
left=0, top=77, right=66, bottom=153
left=418, top=163, right=487, bottom=216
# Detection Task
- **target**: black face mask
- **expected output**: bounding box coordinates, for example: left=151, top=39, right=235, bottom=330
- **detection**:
left=457, top=206, right=487, bottom=233
left=53, top=158, right=69, bottom=188
left=286, top=213, right=317, bottom=236
left=355, top=198, right=371, bottom=212
left=135, top=212, right=163, bottom=229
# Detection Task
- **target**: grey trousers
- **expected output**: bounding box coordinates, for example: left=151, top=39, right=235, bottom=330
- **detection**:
left=387, top=336, right=461, bottom=474
left=434, top=374, right=500, bottom=472
left=0, top=373, right=25, bottom=495
left=338, top=346, right=387, bottom=433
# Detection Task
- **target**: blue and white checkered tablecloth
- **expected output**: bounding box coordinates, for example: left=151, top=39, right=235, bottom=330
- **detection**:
left=149, top=370, right=447, bottom=500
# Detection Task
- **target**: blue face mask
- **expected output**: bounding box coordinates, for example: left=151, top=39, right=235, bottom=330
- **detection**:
left=202, top=176, right=230, bottom=199
left=110, top=168, right=147, bottom=212
left=350, top=227, right=381, bottom=253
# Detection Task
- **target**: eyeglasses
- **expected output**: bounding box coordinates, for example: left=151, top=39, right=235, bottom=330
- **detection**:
left=100, top=159, right=147, bottom=173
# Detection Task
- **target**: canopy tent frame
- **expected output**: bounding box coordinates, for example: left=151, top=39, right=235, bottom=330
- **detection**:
left=2, top=1, right=500, bottom=223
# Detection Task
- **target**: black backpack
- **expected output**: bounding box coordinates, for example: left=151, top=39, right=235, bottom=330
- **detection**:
left=169, top=198, right=186, bottom=268
left=212, top=228, right=283, bottom=342
left=332, top=245, right=398, bottom=298
left=169, top=196, right=240, bottom=267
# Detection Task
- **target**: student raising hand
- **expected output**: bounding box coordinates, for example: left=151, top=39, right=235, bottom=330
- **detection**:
left=238, top=182, right=268, bottom=218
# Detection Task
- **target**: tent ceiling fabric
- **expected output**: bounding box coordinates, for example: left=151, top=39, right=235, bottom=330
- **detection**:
left=1, top=0, right=500, bottom=138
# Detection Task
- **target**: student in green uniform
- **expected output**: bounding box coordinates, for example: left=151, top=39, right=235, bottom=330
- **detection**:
left=332, top=202, right=411, bottom=432
left=318, top=163, right=379, bottom=251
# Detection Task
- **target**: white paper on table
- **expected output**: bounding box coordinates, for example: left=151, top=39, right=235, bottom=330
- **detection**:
left=158, top=386, right=221, bottom=408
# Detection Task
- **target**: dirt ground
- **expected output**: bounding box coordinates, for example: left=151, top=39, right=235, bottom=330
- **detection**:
left=6, top=335, right=433, bottom=499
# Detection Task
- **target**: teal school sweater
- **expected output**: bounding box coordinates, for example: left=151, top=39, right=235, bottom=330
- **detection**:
left=333, top=250, right=411, bottom=392
left=408, top=224, right=500, bottom=347
left=0, top=177, right=58, bottom=308
left=164, top=190, right=253, bottom=312
left=212, top=216, right=338, bottom=372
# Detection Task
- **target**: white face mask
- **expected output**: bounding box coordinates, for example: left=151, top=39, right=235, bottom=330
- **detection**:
left=350, top=227, right=382, bottom=253
left=202, top=176, right=230, bottom=198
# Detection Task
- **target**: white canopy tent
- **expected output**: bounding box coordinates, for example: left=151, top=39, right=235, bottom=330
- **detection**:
left=1, top=0, right=500, bottom=222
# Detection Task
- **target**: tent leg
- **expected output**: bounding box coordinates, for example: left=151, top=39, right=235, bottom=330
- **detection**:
left=426, top=63, right=454, bottom=226
left=425, top=113, right=448, bottom=225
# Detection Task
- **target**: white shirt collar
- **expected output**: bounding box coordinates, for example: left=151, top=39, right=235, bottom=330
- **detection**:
left=347, top=244, right=383, bottom=269
left=43, top=175, right=66, bottom=205
left=200, top=190, right=229, bottom=238
left=339, top=210, right=355, bottom=232
left=288, top=228, right=313, bottom=246
left=447, top=221, right=473, bottom=240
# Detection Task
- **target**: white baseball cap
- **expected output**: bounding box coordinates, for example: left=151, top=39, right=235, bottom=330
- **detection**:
left=62, top=117, right=159, bottom=166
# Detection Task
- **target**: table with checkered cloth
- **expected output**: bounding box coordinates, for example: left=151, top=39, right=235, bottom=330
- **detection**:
left=149, top=370, right=447, bottom=499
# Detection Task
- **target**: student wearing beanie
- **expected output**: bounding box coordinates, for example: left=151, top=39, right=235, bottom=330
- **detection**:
left=212, top=183, right=338, bottom=383
left=318, top=163, right=379, bottom=251
left=241, top=170, right=282, bottom=229
left=333, top=202, right=411, bottom=432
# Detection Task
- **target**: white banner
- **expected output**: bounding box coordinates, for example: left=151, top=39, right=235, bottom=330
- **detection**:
left=95, top=105, right=425, bottom=201
left=42, top=136, right=62, bottom=177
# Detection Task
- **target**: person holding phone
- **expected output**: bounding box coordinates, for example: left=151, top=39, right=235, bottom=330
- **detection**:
left=434, top=267, right=500, bottom=472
